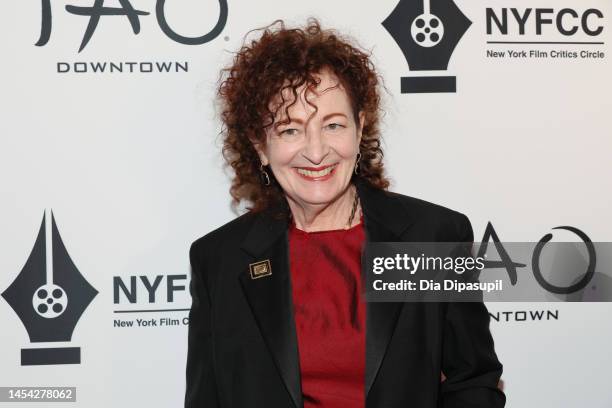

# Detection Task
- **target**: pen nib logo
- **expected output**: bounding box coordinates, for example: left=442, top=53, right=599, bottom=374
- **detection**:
left=382, top=0, right=472, bottom=93
left=1, top=210, right=98, bottom=365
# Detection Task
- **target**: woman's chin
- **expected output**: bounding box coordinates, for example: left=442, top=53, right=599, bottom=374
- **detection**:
left=292, top=186, right=347, bottom=206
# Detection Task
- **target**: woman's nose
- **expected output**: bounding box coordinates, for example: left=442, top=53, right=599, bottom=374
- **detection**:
left=302, top=129, right=329, bottom=164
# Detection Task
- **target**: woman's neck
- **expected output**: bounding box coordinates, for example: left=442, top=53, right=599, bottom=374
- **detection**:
left=287, top=184, right=361, bottom=232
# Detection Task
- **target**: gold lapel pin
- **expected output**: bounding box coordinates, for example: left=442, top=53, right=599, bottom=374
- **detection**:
left=249, top=259, right=272, bottom=279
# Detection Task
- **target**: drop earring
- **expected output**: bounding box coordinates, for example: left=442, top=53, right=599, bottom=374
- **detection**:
left=260, top=162, right=271, bottom=186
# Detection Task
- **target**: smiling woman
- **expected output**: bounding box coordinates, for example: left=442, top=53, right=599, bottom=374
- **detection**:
left=185, top=17, right=505, bottom=408
left=216, top=18, right=389, bottom=228
left=254, top=67, right=366, bottom=230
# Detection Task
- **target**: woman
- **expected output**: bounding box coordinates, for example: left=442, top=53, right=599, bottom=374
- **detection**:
left=185, top=18, right=505, bottom=408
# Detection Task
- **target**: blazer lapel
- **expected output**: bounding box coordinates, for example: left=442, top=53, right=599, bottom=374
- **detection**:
left=237, top=178, right=417, bottom=407
left=238, top=208, right=303, bottom=408
left=355, top=178, right=416, bottom=398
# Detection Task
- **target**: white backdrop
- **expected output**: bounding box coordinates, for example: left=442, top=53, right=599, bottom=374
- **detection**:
left=1, top=0, right=610, bottom=407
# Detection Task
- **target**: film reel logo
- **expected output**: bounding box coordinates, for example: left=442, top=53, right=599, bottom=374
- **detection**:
left=1, top=210, right=98, bottom=365
left=383, top=0, right=472, bottom=93
left=33, top=284, right=67, bottom=319
left=411, top=0, right=444, bottom=47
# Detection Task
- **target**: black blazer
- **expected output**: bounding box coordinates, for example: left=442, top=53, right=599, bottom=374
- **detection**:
left=185, top=177, right=505, bottom=408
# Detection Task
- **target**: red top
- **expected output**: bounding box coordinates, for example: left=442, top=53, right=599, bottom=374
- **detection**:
left=288, top=215, right=366, bottom=408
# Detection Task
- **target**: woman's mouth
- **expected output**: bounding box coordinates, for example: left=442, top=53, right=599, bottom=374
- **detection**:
left=294, top=163, right=338, bottom=181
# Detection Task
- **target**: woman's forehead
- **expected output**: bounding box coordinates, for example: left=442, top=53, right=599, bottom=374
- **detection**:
left=267, top=73, right=350, bottom=119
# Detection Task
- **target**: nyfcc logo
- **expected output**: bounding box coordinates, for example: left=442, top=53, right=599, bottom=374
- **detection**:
left=2, top=210, right=98, bottom=366
left=486, top=7, right=605, bottom=60
left=382, top=0, right=472, bottom=93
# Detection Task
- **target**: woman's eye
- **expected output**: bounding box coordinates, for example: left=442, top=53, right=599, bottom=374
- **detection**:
left=280, top=128, right=298, bottom=136
left=326, top=123, right=345, bottom=130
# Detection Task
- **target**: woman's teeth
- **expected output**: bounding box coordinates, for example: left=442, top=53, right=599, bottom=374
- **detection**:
left=296, top=164, right=337, bottom=177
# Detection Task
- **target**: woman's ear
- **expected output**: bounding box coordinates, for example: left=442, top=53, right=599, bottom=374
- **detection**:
left=250, top=137, right=270, bottom=166
left=357, top=110, right=365, bottom=144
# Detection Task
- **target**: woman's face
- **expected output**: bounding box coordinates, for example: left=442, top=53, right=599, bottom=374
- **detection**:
left=256, top=68, right=365, bottom=208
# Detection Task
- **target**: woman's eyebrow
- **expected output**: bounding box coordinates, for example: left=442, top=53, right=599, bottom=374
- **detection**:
left=321, top=112, right=347, bottom=121
left=279, top=112, right=347, bottom=126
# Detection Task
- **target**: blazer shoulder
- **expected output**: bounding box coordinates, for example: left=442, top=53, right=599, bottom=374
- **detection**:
left=386, top=189, right=473, bottom=242
left=190, top=210, right=258, bottom=259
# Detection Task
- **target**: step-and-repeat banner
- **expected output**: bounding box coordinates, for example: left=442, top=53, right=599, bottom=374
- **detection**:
left=1, top=1, right=610, bottom=407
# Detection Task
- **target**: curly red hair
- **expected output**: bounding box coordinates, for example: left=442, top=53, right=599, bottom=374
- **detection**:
left=216, top=17, right=390, bottom=213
